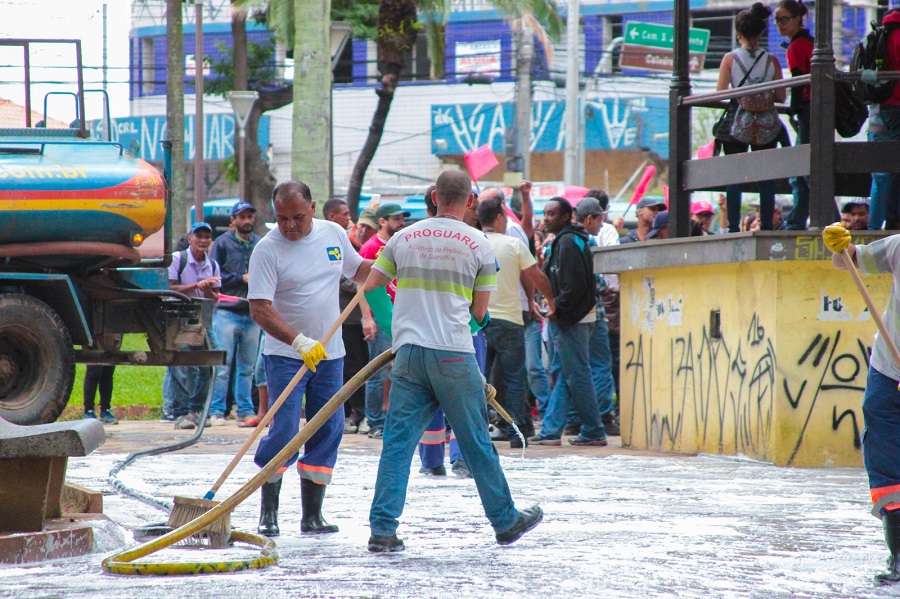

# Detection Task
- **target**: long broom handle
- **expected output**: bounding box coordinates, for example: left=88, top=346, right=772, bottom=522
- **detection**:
left=104, top=349, right=395, bottom=571
left=205, top=287, right=365, bottom=498
left=840, top=248, right=900, bottom=387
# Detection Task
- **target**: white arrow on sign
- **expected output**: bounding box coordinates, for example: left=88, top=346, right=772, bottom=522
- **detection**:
left=629, top=28, right=639, bottom=40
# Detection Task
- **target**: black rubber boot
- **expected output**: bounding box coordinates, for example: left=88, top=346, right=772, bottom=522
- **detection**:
left=875, top=509, right=900, bottom=585
left=257, top=479, right=281, bottom=537
left=300, top=477, right=339, bottom=534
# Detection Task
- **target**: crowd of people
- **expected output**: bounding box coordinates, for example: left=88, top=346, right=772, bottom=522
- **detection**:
left=708, top=0, right=893, bottom=233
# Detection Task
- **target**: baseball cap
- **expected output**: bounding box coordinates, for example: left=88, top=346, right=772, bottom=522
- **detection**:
left=375, top=203, right=411, bottom=220
left=190, top=221, right=213, bottom=234
left=575, top=197, right=606, bottom=219
left=231, top=201, right=256, bottom=217
left=841, top=198, right=870, bottom=213
left=636, top=197, right=666, bottom=210
left=646, top=211, right=669, bottom=239
left=690, top=201, right=715, bottom=215
left=357, top=209, right=378, bottom=230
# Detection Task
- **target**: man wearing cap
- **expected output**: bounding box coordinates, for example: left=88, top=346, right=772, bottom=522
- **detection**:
left=690, top=201, right=716, bottom=234
left=842, top=199, right=870, bottom=231
left=167, top=222, right=221, bottom=430
left=249, top=180, right=373, bottom=538
left=358, top=203, right=411, bottom=439
left=620, top=197, right=666, bottom=243
left=477, top=195, right=556, bottom=448
left=646, top=211, right=670, bottom=240
left=352, top=209, right=379, bottom=248
left=208, top=202, right=262, bottom=426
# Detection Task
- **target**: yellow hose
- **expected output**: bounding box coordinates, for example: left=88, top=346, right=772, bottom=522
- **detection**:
left=102, top=349, right=395, bottom=576
left=103, top=531, right=276, bottom=576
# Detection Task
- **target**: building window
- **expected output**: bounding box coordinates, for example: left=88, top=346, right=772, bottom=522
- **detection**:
left=141, top=37, right=154, bottom=96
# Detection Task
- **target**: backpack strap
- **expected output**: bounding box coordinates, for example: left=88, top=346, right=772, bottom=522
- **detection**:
left=733, top=50, right=767, bottom=87
left=176, top=250, right=189, bottom=283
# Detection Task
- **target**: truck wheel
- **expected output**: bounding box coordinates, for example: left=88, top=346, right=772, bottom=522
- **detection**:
left=0, top=294, right=74, bottom=425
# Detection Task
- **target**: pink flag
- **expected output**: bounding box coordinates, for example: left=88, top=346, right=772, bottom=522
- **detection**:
left=663, top=185, right=670, bottom=207
left=503, top=204, right=522, bottom=225
left=629, top=165, right=658, bottom=205
left=697, top=139, right=715, bottom=159
left=464, top=144, right=500, bottom=183
left=562, top=185, right=590, bottom=203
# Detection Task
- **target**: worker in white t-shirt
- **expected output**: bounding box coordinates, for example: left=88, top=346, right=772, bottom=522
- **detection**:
left=364, top=170, right=543, bottom=553
left=248, top=180, right=373, bottom=539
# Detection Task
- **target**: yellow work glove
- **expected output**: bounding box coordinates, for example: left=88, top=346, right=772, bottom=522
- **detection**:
left=823, top=222, right=852, bottom=254
left=291, top=333, right=328, bottom=372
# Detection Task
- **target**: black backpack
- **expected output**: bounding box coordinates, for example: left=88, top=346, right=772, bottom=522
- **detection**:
left=850, top=20, right=900, bottom=104
left=834, top=79, right=869, bottom=138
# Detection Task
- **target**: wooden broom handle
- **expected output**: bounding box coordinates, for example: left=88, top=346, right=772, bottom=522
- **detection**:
left=840, top=248, right=900, bottom=381
left=207, top=287, right=364, bottom=496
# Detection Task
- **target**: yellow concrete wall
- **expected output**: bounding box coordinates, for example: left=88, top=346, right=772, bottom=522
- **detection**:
left=619, top=258, right=891, bottom=467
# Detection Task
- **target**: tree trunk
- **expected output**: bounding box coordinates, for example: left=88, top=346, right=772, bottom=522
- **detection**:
left=346, top=0, right=417, bottom=217
left=345, top=64, right=401, bottom=217
left=292, top=0, right=333, bottom=210
left=246, top=86, right=293, bottom=233
left=231, top=3, right=248, bottom=91
left=166, top=0, right=187, bottom=236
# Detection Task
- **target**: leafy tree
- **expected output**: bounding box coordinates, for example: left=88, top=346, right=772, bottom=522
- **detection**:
left=345, top=0, right=562, bottom=216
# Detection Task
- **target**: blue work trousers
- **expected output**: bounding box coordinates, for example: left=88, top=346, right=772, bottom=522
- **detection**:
left=254, top=355, right=344, bottom=485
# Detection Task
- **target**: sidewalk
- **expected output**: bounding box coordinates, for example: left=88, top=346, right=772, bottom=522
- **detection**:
left=0, top=421, right=888, bottom=599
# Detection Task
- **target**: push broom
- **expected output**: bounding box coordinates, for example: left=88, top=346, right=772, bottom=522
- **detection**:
left=166, top=288, right=366, bottom=534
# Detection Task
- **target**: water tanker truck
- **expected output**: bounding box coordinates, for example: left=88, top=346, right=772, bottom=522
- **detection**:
left=0, top=39, right=223, bottom=424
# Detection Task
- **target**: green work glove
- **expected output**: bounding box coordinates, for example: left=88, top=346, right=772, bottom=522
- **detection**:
left=364, top=287, right=394, bottom=337
left=469, top=310, right=490, bottom=334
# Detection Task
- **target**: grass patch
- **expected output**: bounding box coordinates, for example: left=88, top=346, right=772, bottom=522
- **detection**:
left=68, top=334, right=166, bottom=413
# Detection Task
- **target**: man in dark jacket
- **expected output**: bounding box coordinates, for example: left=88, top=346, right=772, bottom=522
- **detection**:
left=209, top=201, right=262, bottom=425
left=531, top=197, right=607, bottom=447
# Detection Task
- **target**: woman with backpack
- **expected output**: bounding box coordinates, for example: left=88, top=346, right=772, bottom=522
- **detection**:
left=775, top=0, right=813, bottom=230
left=716, top=3, right=786, bottom=232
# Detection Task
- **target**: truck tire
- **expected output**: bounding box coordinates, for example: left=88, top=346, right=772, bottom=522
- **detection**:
left=0, top=294, right=74, bottom=425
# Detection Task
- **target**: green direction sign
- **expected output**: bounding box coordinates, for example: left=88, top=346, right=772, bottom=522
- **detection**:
left=624, top=22, right=710, bottom=54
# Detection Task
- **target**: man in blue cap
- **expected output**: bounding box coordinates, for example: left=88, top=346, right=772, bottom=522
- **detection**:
left=620, top=197, right=666, bottom=243
left=167, top=221, right=221, bottom=429
left=209, top=201, right=263, bottom=426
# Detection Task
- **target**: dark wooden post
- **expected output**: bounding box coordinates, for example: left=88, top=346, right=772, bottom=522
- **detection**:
left=809, top=0, right=837, bottom=228
left=669, top=0, right=692, bottom=238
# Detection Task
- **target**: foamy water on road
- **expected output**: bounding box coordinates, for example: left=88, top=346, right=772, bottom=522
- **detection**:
left=0, top=449, right=895, bottom=598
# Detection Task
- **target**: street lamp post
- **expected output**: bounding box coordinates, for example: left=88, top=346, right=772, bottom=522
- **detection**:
left=227, top=90, right=259, bottom=203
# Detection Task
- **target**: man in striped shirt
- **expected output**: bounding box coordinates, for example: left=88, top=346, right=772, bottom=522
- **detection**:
left=364, top=170, right=542, bottom=553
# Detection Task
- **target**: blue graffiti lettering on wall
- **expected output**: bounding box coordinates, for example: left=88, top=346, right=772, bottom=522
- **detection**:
left=89, top=114, right=271, bottom=162
left=431, top=97, right=669, bottom=158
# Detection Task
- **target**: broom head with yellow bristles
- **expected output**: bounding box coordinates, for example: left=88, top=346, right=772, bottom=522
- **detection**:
left=167, top=496, right=231, bottom=548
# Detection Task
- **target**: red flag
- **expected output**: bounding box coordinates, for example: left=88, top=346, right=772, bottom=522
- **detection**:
left=464, top=144, right=500, bottom=183
left=629, top=165, right=657, bottom=205
left=503, top=204, right=522, bottom=225
left=697, top=139, right=715, bottom=159
left=562, top=185, right=590, bottom=203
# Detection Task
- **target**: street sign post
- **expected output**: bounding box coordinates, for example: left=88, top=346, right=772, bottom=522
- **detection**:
left=620, top=22, right=710, bottom=74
